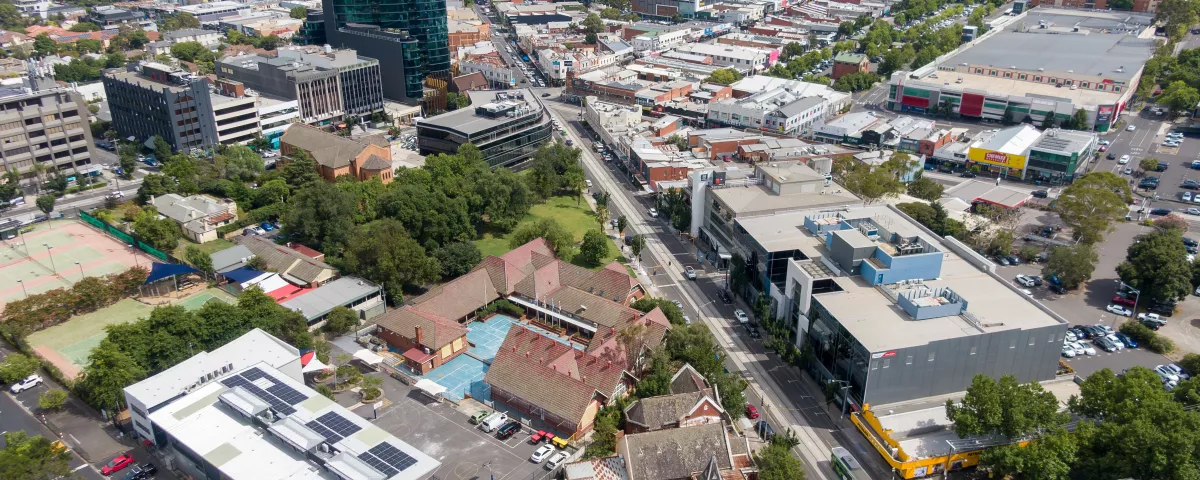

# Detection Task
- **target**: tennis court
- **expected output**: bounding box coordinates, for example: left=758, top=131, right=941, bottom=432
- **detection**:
left=421, top=354, right=489, bottom=402
left=465, top=315, right=576, bottom=363
left=177, top=289, right=236, bottom=311
left=0, top=220, right=156, bottom=309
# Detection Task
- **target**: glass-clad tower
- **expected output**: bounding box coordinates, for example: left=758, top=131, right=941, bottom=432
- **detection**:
left=321, top=0, right=450, bottom=101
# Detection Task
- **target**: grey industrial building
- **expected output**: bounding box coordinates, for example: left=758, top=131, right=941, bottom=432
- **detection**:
left=216, top=46, right=383, bottom=128
left=0, top=67, right=97, bottom=181
left=416, top=90, right=552, bottom=168
left=731, top=205, right=1067, bottom=407
left=103, top=62, right=220, bottom=152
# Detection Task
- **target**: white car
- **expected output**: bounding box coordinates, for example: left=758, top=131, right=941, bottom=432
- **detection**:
left=1118, top=155, right=1131, bottom=164
left=1106, top=334, right=1125, bottom=350
left=9, top=374, right=42, bottom=393
left=733, top=309, right=749, bottom=324
left=1127, top=124, right=1136, bottom=131
left=1156, top=365, right=1181, bottom=383
left=262, top=150, right=280, bottom=158
left=546, top=451, right=570, bottom=470
left=585, top=179, right=592, bottom=188
left=1062, top=344, right=1077, bottom=358
left=1166, top=364, right=1191, bottom=380
left=648, top=208, right=659, bottom=218
left=530, top=445, right=555, bottom=463
left=1105, top=304, right=1132, bottom=316
left=1100, top=140, right=1111, bottom=146
left=1065, top=330, right=1078, bottom=342
left=1015, top=275, right=1035, bottom=287
left=1076, top=342, right=1096, bottom=356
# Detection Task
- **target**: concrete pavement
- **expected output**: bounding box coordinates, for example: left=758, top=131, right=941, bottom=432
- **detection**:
left=544, top=101, right=895, bottom=479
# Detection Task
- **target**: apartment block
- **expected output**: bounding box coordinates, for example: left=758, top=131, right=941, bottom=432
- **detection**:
left=0, top=74, right=94, bottom=180
left=103, top=62, right=220, bottom=152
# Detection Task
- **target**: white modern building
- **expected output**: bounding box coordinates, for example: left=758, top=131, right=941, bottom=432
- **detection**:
left=211, top=93, right=260, bottom=146
left=672, top=43, right=773, bottom=71
left=14, top=0, right=49, bottom=19
left=707, top=88, right=830, bottom=135
left=585, top=96, right=642, bottom=159
left=123, top=328, right=301, bottom=446
left=459, top=58, right=516, bottom=88
left=258, top=95, right=299, bottom=140
left=631, top=28, right=692, bottom=52
left=163, top=28, right=223, bottom=48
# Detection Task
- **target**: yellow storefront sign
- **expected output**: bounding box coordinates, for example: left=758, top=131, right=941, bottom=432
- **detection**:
left=967, top=147, right=1027, bottom=170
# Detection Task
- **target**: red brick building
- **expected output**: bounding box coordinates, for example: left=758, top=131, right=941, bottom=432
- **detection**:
left=375, top=308, right=469, bottom=374
left=832, top=53, right=870, bottom=80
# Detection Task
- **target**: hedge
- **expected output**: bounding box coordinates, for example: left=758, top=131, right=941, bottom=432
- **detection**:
left=1119, top=321, right=1175, bottom=354
left=2, top=268, right=148, bottom=338
left=65, top=182, right=108, bottom=195
left=480, top=299, right=524, bottom=318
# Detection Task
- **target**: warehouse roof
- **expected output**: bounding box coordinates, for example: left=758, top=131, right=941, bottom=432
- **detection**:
left=945, top=30, right=1154, bottom=82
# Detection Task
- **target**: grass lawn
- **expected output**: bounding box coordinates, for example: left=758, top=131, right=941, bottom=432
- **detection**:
left=475, top=195, right=625, bottom=268
left=173, top=237, right=236, bottom=260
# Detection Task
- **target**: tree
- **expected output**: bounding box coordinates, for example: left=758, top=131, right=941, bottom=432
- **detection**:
left=1054, top=172, right=1130, bottom=244
left=118, top=154, right=137, bottom=179
left=630, top=234, right=646, bottom=262
left=1041, top=243, right=1097, bottom=290
left=282, top=181, right=358, bottom=252
left=704, top=68, right=743, bottom=85
left=831, top=153, right=913, bottom=204
left=132, top=211, right=181, bottom=252
left=576, top=229, right=610, bottom=266
left=161, top=12, right=201, bottom=31
left=906, top=177, right=944, bottom=201
left=1042, top=114, right=1057, bottom=130
left=1001, top=108, right=1015, bottom=125
left=37, top=389, right=68, bottom=411
left=582, top=13, right=605, bottom=34
left=754, top=441, right=807, bottom=480
left=0, top=353, right=40, bottom=383
left=1069, top=108, right=1091, bottom=130
left=445, top=92, right=471, bottom=111
left=153, top=135, right=172, bottom=160
left=1156, top=0, right=1199, bottom=40
left=0, top=431, right=73, bottom=480
left=1140, top=157, right=1161, bottom=174
left=509, top=218, right=575, bottom=255
left=323, top=306, right=360, bottom=335
left=979, top=428, right=1078, bottom=480
left=616, top=215, right=628, bottom=236
left=33, top=34, right=57, bottom=57
left=945, top=374, right=1065, bottom=439
left=1153, top=214, right=1190, bottom=233
left=632, top=297, right=686, bottom=325
left=290, top=6, right=307, bottom=18
left=215, top=144, right=266, bottom=182
left=184, top=245, right=213, bottom=274
left=76, top=339, right=146, bottom=413
left=585, top=32, right=599, bottom=44
left=69, top=21, right=100, bottom=32
left=1117, top=228, right=1194, bottom=304
left=1160, top=80, right=1200, bottom=113
left=838, top=21, right=855, bottom=37
left=45, top=173, right=67, bottom=194
left=434, top=241, right=482, bottom=279
left=339, top=219, right=441, bottom=303
left=35, top=194, right=54, bottom=215
left=600, top=7, right=620, bottom=19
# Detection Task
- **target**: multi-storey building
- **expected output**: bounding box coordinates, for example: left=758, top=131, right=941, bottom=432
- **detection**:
left=103, top=62, right=220, bottom=152
left=632, top=0, right=713, bottom=19
left=320, top=0, right=450, bottom=102
left=216, top=46, right=382, bottom=127
left=13, top=0, right=49, bottom=19
left=631, top=28, right=692, bottom=52
left=458, top=55, right=515, bottom=89
left=417, top=90, right=552, bottom=168
left=0, top=69, right=95, bottom=181
left=672, top=43, right=774, bottom=72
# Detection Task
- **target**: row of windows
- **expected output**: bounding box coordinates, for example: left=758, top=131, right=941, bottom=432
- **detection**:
left=972, top=68, right=1122, bottom=93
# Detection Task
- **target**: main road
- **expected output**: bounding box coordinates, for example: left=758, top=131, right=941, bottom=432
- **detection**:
left=539, top=98, right=893, bottom=479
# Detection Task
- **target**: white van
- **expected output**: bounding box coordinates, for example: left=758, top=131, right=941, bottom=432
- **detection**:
left=480, top=412, right=509, bottom=432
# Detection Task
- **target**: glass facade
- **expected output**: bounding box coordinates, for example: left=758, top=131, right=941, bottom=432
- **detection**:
left=296, top=10, right=326, bottom=45
left=328, top=0, right=450, bottom=97
left=804, top=298, right=870, bottom=405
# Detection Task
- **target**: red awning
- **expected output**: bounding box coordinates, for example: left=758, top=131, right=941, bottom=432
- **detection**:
left=403, top=347, right=435, bottom=364
left=301, top=351, right=315, bottom=366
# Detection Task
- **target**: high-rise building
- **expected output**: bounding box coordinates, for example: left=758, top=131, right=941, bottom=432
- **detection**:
left=0, top=65, right=96, bottom=181
left=320, top=0, right=450, bottom=102
left=103, top=62, right=221, bottom=152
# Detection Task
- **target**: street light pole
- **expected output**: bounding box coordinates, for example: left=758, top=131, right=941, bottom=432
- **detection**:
left=17, top=279, right=27, bottom=298
left=43, top=243, right=55, bottom=274
left=75, top=261, right=83, bottom=278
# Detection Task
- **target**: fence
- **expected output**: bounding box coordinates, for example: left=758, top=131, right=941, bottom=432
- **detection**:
left=79, top=211, right=171, bottom=262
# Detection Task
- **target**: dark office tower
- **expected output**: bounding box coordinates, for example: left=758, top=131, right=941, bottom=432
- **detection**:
left=321, top=0, right=450, bottom=102
left=296, top=9, right=326, bottom=46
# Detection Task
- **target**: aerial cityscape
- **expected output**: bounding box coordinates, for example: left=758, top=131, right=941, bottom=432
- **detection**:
left=0, top=0, right=1199, bottom=479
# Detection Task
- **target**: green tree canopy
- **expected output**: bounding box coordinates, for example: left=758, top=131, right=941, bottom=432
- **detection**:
left=906, top=176, right=944, bottom=201
left=945, top=374, right=1066, bottom=439
left=184, top=245, right=214, bottom=273
left=704, top=68, right=743, bottom=85
left=582, top=13, right=605, bottom=34
left=0, top=353, right=40, bottom=384
left=290, top=6, right=308, bottom=18
left=1117, top=228, right=1194, bottom=303
left=282, top=181, right=358, bottom=252
left=323, top=306, right=360, bottom=335
left=755, top=443, right=807, bottom=480
left=35, top=194, right=54, bottom=215
left=0, top=431, right=73, bottom=480
left=339, top=219, right=441, bottom=304
left=1054, top=171, right=1130, bottom=244
left=576, top=229, right=610, bottom=266
left=1042, top=243, right=1098, bottom=290
left=509, top=218, right=575, bottom=256
left=434, top=241, right=482, bottom=279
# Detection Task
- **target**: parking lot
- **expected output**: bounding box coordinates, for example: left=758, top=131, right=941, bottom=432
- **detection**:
left=369, top=374, right=554, bottom=480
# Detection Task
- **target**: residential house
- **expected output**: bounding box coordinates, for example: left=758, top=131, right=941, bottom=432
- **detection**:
left=150, top=194, right=237, bottom=243
left=237, top=235, right=337, bottom=287
left=278, top=123, right=394, bottom=184
left=617, top=423, right=755, bottom=480
left=450, top=72, right=489, bottom=93
left=374, top=307, right=470, bottom=374
left=623, top=364, right=725, bottom=433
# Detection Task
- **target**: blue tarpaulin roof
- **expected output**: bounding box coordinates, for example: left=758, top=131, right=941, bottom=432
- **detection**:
left=221, top=267, right=266, bottom=284
left=144, top=262, right=199, bottom=284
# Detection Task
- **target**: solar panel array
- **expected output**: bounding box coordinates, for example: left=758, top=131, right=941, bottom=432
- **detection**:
left=219, top=367, right=308, bottom=416
left=358, top=443, right=417, bottom=477
left=305, top=411, right=362, bottom=444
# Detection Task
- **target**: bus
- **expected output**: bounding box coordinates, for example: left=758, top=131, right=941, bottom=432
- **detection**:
left=831, top=447, right=863, bottom=480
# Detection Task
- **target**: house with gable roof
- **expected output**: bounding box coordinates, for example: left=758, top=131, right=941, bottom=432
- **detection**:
left=279, top=123, right=394, bottom=184
left=623, top=364, right=726, bottom=433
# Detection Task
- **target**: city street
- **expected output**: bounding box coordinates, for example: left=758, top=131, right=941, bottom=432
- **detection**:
left=543, top=99, right=894, bottom=480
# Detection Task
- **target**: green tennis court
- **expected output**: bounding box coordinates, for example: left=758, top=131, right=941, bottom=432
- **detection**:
left=178, top=289, right=236, bottom=311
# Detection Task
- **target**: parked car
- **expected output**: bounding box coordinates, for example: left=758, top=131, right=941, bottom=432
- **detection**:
left=1105, top=334, right=1125, bottom=350
left=997, top=256, right=1011, bottom=266
left=470, top=410, right=490, bottom=424
left=1166, top=364, right=1191, bottom=380
left=1076, top=342, right=1096, bottom=356
left=546, top=451, right=570, bottom=470
left=122, top=463, right=157, bottom=480
left=1156, top=365, right=1181, bottom=383
left=959, top=171, right=977, bottom=178
left=101, top=454, right=135, bottom=476
left=1105, top=304, right=1132, bottom=316
left=1114, top=332, right=1138, bottom=348
left=1151, top=208, right=1173, bottom=216
left=746, top=403, right=760, bottom=419
left=684, top=266, right=697, bottom=280
left=648, top=208, right=658, bottom=218
left=260, top=221, right=275, bottom=232
left=1062, top=344, right=1077, bottom=358
left=1032, top=190, right=1049, bottom=198
left=530, top=445, right=555, bottom=463
left=9, top=374, right=42, bottom=393
left=1139, top=312, right=1168, bottom=329
left=1016, top=274, right=1036, bottom=287
left=497, top=421, right=522, bottom=439
left=1119, top=155, right=1131, bottom=164
left=733, top=309, right=749, bottom=324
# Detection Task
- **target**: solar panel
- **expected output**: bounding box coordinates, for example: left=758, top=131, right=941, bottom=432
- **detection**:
left=220, top=373, right=296, bottom=416
left=358, top=452, right=399, bottom=477
left=221, top=375, right=248, bottom=388
left=306, top=420, right=343, bottom=444
left=267, top=383, right=308, bottom=405
left=368, top=443, right=418, bottom=472
left=241, top=367, right=268, bottom=381
left=316, top=412, right=362, bottom=438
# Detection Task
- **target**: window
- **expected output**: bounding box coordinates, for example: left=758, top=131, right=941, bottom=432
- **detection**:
left=1115, top=87, right=1121, bottom=92
left=1004, top=72, right=1012, bottom=78
left=1097, top=84, right=1105, bottom=90
left=928, top=352, right=936, bottom=362
left=1019, top=74, right=1027, bottom=80
left=905, top=355, right=913, bottom=365
left=989, top=70, right=997, bottom=76
left=1082, top=82, right=1089, bottom=88
left=1035, top=76, right=1042, bottom=82
left=1029, top=337, right=1036, bottom=346
left=883, top=358, right=891, bottom=368
left=969, top=346, right=977, bottom=355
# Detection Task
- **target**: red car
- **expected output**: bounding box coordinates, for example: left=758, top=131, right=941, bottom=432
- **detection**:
left=1112, top=295, right=1135, bottom=307
left=101, top=454, right=135, bottom=476
left=745, top=403, right=760, bottom=419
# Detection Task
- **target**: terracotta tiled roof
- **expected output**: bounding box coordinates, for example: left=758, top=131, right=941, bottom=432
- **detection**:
left=485, top=325, right=599, bottom=424
left=237, top=235, right=335, bottom=285
left=451, top=72, right=488, bottom=92
left=410, top=268, right=498, bottom=321
left=281, top=123, right=382, bottom=169
left=375, top=306, right=468, bottom=349
left=360, top=154, right=391, bottom=170
left=547, top=287, right=639, bottom=330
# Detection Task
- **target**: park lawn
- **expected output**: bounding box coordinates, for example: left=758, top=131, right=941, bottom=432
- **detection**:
left=173, top=237, right=236, bottom=259
left=474, top=195, right=624, bottom=268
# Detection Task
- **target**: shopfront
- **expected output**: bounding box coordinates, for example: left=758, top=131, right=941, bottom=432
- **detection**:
left=966, top=147, right=1027, bottom=179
